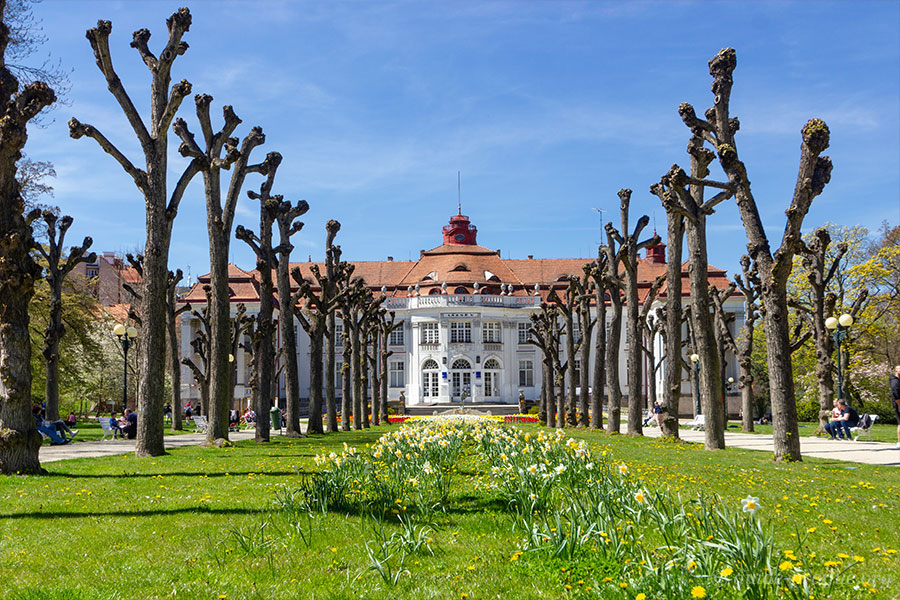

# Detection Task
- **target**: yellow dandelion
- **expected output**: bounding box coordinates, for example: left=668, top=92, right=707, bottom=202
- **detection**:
left=720, top=567, right=734, bottom=577
left=691, top=586, right=706, bottom=598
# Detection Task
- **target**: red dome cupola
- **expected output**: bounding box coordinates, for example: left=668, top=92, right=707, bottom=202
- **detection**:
left=442, top=211, right=478, bottom=246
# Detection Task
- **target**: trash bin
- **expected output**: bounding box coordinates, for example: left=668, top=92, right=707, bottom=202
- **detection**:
left=270, top=406, right=281, bottom=430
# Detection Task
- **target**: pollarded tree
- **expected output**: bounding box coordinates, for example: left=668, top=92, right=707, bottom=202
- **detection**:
left=323, top=220, right=342, bottom=432
left=649, top=157, right=733, bottom=451
left=547, top=280, right=584, bottom=427
left=36, top=212, right=94, bottom=422
left=236, top=155, right=284, bottom=443
left=374, top=308, right=401, bottom=425
left=182, top=298, right=210, bottom=418
left=291, top=254, right=346, bottom=435
left=530, top=302, right=566, bottom=428
left=649, top=181, right=686, bottom=438
left=573, top=270, right=597, bottom=427
left=605, top=190, right=661, bottom=436
left=273, top=198, right=309, bottom=437
left=587, top=251, right=608, bottom=429
left=0, top=0, right=56, bottom=474
left=173, top=97, right=273, bottom=443
left=788, top=227, right=868, bottom=431
left=683, top=48, right=833, bottom=461
left=638, top=275, right=666, bottom=409
left=70, top=9, right=196, bottom=457
left=166, top=268, right=189, bottom=430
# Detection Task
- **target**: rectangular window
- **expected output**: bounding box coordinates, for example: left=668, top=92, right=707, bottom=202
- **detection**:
left=389, top=361, right=405, bottom=388
left=335, top=362, right=342, bottom=390
left=450, top=321, right=471, bottom=343
left=389, top=326, right=404, bottom=346
left=334, top=322, right=343, bottom=346
left=519, top=359, right=534, bottom=387
left=483, top=321, right=502, bottom=343
left=421, top=322, right=439, bottom=344
left=573, top=322, right=581, bottom=344
left=573, top=359, right=581, bottom=383
left=518, top=322, right=531, bottom=344
left=86, top=267, right=99, bottom=278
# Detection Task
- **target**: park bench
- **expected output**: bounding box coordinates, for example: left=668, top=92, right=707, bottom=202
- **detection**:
left=192, top=415, right=209, bottom=434
left=850, top=414, right=877, bottom=442
left=98, top=418, right=117, bottom=441
left=687, top=414, right=706, bottom=431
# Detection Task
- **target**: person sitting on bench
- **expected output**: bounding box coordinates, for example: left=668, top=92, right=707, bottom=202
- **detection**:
left=824, top=399, right=859, bottom=440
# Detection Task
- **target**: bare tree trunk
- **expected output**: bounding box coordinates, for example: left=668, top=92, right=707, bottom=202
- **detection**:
left=542, top=357, right=553, bottom=427
left=686, top=218, right=724, bottom=449
left=72, top=10, right=195, bottom=457
left=323, top=220, right=341, bottom=433
left=308, top=324, right=323, bottom=433
left=660, top=205, right=684, bottom=437
left=590, top=258, right=607, bottom=429
left=273, top=200, right=308, bottom=438
left=605, top=296, right=623, bottom=434
left=695, top=48, right=833, bottom=460
left=371, top=327, right=381, bottom=426
left=166, top=270, right=188, bottom=431
left=38, top=214, right=94, bottom=422
left=341, top=323, right=352, bottom=432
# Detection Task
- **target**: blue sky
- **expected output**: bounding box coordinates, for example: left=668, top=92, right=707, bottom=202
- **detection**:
left=27, top=0, right=900, bottom=283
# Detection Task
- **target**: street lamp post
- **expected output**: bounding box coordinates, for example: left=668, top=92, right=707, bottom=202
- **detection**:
left=113, top=324, right=139, bottom=414
left=825, top=313, right=853, bottom=402
left=690, top=353, right=701, bottom=416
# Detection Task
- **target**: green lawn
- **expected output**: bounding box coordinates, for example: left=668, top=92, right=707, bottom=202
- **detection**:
left=2, top=423, right=898, bottom=599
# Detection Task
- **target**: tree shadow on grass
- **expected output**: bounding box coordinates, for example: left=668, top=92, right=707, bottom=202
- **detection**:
left=0, top=505, right=272, bottom=520
left=42, top=469, right=312, bottom=479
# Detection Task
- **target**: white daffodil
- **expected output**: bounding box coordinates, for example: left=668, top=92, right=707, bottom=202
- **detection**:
left=741, top=495, right=760, bottom=514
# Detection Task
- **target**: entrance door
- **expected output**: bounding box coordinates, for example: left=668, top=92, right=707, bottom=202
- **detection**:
left=451, top=358, right=472, bottom=399
left=483, top=358, right=501, bottom=398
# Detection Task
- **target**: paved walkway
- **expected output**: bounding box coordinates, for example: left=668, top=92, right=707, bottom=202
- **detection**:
left=38, top=430, right=257, bottom=463
left=38, top=422, right=900, bottom=467
left=643, top=424, right=900, bottom=466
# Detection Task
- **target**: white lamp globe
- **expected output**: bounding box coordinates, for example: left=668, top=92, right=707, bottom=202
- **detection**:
left=228, top=354, right=235, bottom=363
left=825, top=316, right=838, bottom=330
left=838, top=314, right=853, bottom=328
left=113, top=324, right=126, bottom=336
left=690, top=353, right=700, bottom=363
left=126, top=327, right=138, bottom=339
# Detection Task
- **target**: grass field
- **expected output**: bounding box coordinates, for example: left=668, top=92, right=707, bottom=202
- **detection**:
left=2, top=423, right=898, bottom=599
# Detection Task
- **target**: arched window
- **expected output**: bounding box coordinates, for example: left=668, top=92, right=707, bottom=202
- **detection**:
left=483, top=358, right=501, bottom=370
left=421, top=271, right=437, bottom=281
left=428, top=288, right=441, bottom=295
left=453, top=286, right=469, bottom=295
left=451, top=358, right=471, bottom=370
left=422, top=359, right=439, bottom=398
left=451, top=263, right=470, bottom=272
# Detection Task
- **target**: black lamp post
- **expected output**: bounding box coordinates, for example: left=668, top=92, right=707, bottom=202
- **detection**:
left=826, top=313, right=853, bottom=402
left=690, top=353, right=701, bottom=416
left=114, top=324, right=138, bottom=414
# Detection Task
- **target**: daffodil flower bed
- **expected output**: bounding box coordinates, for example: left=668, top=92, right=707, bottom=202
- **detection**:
left=293, top=417, right=874, bottom=599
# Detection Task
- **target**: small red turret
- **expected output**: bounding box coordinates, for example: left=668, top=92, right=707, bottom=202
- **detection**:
left=442, top=212, right=478, bottom=245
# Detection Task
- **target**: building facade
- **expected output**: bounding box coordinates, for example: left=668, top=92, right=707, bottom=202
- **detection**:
left=180, top=212, right=743, bottom=414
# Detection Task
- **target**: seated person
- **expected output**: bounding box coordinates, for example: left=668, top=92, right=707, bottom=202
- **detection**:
left=108, top=412, right=123, bottom=438
left=32, top=404, right=78, bottom=441
left=229, top=409, right=240, bottom=430
left=243, top=408, right=256, bottom=423
left=643, top=401, right=663, bottom=427
left=66, top=412, right=77, bottom=427
left=32, top=404, right=67, bottom=445
left=824, top=399, right=859, bottom=440
left=121, top=409, right=138, bottom=439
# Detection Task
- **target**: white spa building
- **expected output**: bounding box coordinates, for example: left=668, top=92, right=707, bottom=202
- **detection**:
left=180, top=212, right=743, bottom=413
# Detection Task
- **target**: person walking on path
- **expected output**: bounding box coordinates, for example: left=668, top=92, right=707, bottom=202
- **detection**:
left=890, top=365, right=900, bottom=449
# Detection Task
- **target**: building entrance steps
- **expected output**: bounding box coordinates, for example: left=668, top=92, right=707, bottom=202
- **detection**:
left=404, top=402, right=522, bottom=416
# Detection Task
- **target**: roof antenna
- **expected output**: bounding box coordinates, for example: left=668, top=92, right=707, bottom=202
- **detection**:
left=457, top=171, right=461, bottom=215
